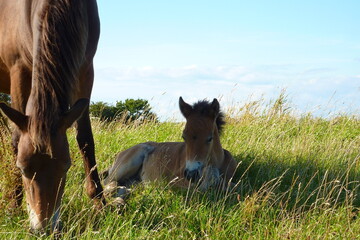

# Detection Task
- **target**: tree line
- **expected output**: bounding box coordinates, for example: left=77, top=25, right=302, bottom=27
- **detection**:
left=0, top=94, right=157, bottom=123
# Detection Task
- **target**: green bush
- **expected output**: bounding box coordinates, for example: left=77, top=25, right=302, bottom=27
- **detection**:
left=90, top=98, right=157, bottom=122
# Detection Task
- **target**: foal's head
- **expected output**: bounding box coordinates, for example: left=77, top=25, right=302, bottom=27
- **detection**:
left=179, top=97, right=225, bottom=182
left=0, top=99, right=88, bottom=231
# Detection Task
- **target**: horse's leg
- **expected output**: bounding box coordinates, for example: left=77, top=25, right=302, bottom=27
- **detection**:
left=7, top=62, right=31, bottom=208
left=76, top=105, right=106, bottom=208
left=75, top=64, right=105, bottom=208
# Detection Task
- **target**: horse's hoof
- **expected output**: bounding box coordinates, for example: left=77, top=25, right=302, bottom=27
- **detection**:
left=93, top=197, right=106, bottom=210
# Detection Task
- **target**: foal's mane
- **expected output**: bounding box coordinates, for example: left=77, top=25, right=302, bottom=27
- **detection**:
left=29, top=0, right=88, bottom=153
left=192, top=100, right=226, bottom=135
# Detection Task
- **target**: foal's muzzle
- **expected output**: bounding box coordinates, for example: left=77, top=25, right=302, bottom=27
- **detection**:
left=184, top=161, right=204, bottom=182
left=184, top=168, right=201, bottom=182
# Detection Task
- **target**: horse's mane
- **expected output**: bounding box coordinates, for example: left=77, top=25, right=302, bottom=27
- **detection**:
left=192, top=100, right=226, bottom=135
left=29, top=0, right=87, bottom=153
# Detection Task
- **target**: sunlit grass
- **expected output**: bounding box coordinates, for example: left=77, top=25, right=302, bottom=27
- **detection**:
left=0, top=95, right=359, bottom=239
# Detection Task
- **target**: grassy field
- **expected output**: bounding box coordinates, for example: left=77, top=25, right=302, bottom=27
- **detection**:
left=0, top=96, right=359, bottom=239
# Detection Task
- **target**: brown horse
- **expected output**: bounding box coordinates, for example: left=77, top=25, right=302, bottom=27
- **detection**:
left=0, top=0, right=104, bottom=231
left=103, top=97, right=237, bottom=200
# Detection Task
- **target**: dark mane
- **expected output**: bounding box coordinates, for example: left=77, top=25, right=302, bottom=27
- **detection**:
left=29, top=0, right=87, bottom=153
left=192, top=100, right=226, bottom=135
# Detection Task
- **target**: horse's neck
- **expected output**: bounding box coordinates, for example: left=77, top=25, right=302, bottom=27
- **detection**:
left=25, top=95, right=36, bottom=116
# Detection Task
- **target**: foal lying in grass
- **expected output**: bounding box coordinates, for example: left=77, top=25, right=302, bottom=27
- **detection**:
left=103, top=97, right=237, bottom=201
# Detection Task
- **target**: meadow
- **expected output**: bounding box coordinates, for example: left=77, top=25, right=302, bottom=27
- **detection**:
left=0, top=95, right=359, bottom=239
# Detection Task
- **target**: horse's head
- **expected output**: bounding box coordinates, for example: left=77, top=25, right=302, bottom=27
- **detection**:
left=179, top=97, right=224, bottom=183
left=0, top=99, right=88, bottom=231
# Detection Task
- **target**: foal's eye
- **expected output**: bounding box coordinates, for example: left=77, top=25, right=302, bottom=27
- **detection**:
left=207, top=136, right=213, bottom=143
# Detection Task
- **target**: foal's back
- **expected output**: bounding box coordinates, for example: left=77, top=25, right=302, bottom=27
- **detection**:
left=141, top=141, right=186, bottom=181
left=104, top=141, right=187, bottom=186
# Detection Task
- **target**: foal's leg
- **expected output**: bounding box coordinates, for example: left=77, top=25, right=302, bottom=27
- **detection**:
left=7, top=62, right=31, bottom=208
left=104, top=143, right=155, bottom=198
left=199, top=150, right=237, bottom=191
left=198, top=166, right=221, bottom=191
left=105, top=144, right=155, bottom=184
left=76, top=64, right=105, bottom=207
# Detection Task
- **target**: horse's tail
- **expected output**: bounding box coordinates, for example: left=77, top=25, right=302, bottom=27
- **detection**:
left=30, top=0, right=95, bottom=153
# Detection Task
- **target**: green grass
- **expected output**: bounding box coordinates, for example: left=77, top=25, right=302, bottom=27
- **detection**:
left=0, top=97, right=359, bottom=239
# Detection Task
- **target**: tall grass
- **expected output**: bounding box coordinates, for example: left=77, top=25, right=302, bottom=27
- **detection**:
left=0, top=95, right=359, bottom=239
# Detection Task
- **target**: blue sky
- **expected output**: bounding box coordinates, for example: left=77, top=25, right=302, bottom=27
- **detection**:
left=93, top=1, right=360, bottom=120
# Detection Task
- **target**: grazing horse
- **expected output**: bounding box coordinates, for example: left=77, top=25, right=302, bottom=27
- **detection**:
left=0, top=0, right=104, bottom=231
left=103, top=97, right=237, bottom=200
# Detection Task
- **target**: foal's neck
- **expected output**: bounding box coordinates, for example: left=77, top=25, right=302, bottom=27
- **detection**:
left=210, top=128, right=224, bottom=166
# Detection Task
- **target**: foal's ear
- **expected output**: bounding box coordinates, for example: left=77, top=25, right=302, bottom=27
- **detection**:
left=0, top=103, right=28, bottom=131
left=59, top=98, right=89, bottom=131
left=179, top=97, right=192, bottom=118
left=209, top=98, right=220, bottom=119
